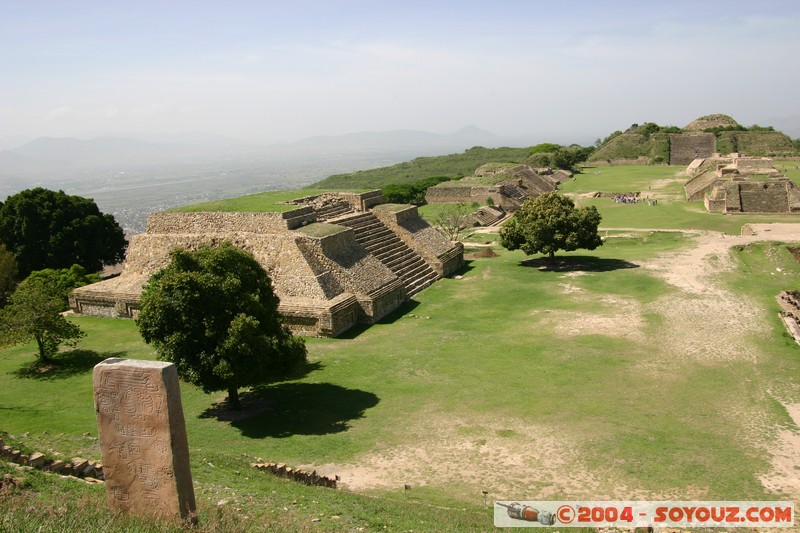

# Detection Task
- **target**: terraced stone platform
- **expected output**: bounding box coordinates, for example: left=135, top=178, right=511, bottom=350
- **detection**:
left=70, top=191, right=463, bottom=337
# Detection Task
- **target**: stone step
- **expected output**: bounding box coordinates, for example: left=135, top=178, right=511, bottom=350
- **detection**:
left=316, top=204, right=354, bottom=221
left=367, top=239, right=406, bottom=259
left=397, top=260, right=434, bottom=281
left=334, top=213, right=375, bottom=227
left=380, top=246, right=418, bottom=266
left=406, top=272, right=440, bottom=297
left=336, top=211, right=437, bottom=298
left=355, top=227, right=394, bottom=244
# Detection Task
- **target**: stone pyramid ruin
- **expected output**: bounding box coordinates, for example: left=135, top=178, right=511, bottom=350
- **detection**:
left=424, top=164, right=561, bottom=211
left=684, top=155, right=800, bottom=214
left=70, top=191, right=463, bottom=337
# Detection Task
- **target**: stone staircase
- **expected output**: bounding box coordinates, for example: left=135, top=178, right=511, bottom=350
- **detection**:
left=499, top=183, right=527, bottom=201
left=333, top=212, right=439, bottom=297
left=475, top=206, right=505, bottom=226
left=314, top=200, right=356, bottom=221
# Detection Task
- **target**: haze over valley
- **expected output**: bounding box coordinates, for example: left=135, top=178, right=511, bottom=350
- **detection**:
left=0, top=126, right=509, bottom=233
left=2, top=1, right=799, bottom=230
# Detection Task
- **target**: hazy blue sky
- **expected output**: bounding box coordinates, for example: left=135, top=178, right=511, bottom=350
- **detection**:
left=2, top=0, right=799, bottom=144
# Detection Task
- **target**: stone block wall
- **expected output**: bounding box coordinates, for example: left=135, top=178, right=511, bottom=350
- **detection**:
left=733, top=157, right=779, bottom=173
left=294, top=224, right=406, bottom=323
left=704, top=180, right=797, bottom=214
left=704, top=195, right=727, bottom=212
left=278, top=294, right=360, bottom=338
left=424, top=186, right=503, bottom=206
left=351, top=190, right=385, bottom=210
left=121, top=233, right=329, bottom=301
left=738, top=181, right=790, bottom=213
left=372, top=204, right=464, bottom=277
left=147, top=209, right=316, bottom=234
left=669, top=133, right=717, bottom=165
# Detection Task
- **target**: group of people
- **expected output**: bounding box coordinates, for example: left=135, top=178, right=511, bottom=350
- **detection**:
left=611, top=194, right=658, bottom=206
left=612, top=194, right=639, bottom=204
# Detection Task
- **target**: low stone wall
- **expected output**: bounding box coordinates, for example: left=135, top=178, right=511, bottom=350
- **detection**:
left=252, top=461, right=338, bottom=489
left=587, top=157, right=655, bottom=166
left=147, top=210, right=316, bottom=234
left=1, top=439, right=104, bottom=483
left=704, top=194, right=727, bottom=213
left=425, top=186, right=503, bottom=206
left=278, top=294, right=360, bottom=338
left=353, top=190, right=385, bottom=210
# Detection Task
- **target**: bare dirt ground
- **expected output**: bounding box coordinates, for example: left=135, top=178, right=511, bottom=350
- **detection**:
left=312, top=224, right=800, bottom=500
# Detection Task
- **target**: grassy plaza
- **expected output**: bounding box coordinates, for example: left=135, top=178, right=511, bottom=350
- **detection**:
left=3, top=164, right=800, bottom=531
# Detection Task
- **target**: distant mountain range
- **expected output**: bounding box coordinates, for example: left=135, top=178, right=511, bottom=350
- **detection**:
left=4, top=118, right=796, bottom=179
left=0, top=126, right=508, bottom=178
left=274, top=126, right=504, bottom=154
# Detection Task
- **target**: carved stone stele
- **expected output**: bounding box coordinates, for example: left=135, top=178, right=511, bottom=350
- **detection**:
left=93, top=358, right=196, bottom=521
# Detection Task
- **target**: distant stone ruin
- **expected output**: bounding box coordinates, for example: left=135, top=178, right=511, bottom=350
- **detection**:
left=474, top=206, right=506, bottom=226
left=590, top=114, right=796, bottom=165
left=683, top=156, right=800, bottom=214
left=424, top=164, right=561, bottom=211
left=70, top=191, right=463, bottom=337
left=668, top=133, right=717, bottom=165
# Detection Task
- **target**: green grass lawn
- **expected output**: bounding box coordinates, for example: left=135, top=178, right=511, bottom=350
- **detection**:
left=565, top=164, right=800, bottom=233
left=4, top=164, right=800, bottom=531
left=172, top=188, right=366, bottom=213
left=5, top=231, right=800, bottom=510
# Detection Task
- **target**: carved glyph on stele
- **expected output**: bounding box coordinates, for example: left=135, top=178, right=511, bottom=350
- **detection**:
left=93, top=358, right=196, bottom=521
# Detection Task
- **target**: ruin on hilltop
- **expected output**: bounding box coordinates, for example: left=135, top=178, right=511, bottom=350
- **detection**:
left=69, top=191, right=463, bottom=337
left=589, top=114, right=796, bottom=165
left=684, top=155, right=800, bottom=214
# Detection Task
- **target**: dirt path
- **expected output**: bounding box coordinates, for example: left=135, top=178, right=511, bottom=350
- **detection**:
left=636, top=224, right=800, bottom=499
left=313, top=224, right=800, bottom=499
left=630, top=224, right=800, bottom=294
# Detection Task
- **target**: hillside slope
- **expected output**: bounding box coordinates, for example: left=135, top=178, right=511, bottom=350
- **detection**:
left=717, top=131, right=796, bottom=155
left=589, top=133, right=670, bottom=163
left=589, top=115, right=798, bottom=163
left=310, top=146, right=530, bottom=189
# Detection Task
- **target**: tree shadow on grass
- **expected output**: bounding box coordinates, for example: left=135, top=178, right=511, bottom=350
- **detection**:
left=520, top=255, right=640, bottom=272
left=12, top=349, right=125, bottom=380
left=201, top=382, right=379, bottom=438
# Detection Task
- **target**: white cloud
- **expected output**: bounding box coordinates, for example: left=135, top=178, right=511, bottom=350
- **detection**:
left=45, top=105, right=78, bottom=121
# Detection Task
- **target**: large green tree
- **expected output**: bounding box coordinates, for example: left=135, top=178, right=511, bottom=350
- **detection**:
left=0, top=244, right=17, bottom=307
left=0, top=276, right=85, bottom=362
left=25, top=265, right=101, bottom=311
left=136, top=242, right=307, bottom=409
left=0, top=188, right=127, bottom=277
left=500, top=192, right=603, bottom=262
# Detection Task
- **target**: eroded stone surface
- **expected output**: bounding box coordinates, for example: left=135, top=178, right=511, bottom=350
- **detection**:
left=93, top=358, right=195, bottom=521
